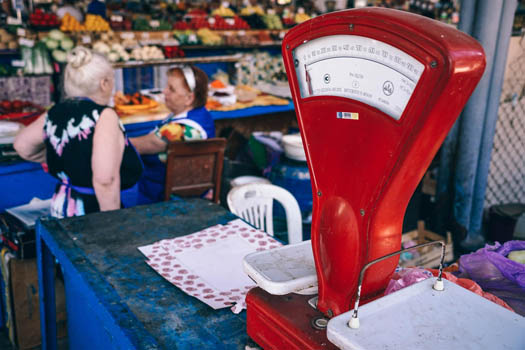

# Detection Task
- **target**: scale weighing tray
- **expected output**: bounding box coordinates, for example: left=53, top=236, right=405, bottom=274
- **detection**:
left=327, top=277, right=525, bottom=350
left=243, top=240, right=317, bottom=295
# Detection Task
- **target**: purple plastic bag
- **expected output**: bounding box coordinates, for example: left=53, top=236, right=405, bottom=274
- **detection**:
left=457, top=240, right=525, bottom=316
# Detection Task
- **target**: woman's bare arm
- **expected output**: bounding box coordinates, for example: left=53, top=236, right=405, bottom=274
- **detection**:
left=92, top=108, right=125, bottom=211
left=130, top=132, right=168, bottom=155
left=13, top=113, right=47, bottom=163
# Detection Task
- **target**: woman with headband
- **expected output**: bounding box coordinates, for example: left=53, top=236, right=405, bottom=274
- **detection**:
left=131, top=65, right=215, bottom=204
left=14, top=46, right=143, bottom=218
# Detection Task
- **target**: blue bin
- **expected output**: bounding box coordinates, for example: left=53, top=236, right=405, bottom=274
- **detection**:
left=269, top=157, right=313, bottom=218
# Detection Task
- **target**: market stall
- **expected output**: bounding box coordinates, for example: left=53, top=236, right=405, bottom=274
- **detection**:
left=1, top=1, right=525, bottom=350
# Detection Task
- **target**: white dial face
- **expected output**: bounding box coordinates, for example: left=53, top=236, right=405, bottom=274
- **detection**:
left=293, top=35, right=424, bottom=120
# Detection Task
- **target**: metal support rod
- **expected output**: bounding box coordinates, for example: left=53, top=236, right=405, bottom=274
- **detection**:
left=349, top=240, right=446, bottom=327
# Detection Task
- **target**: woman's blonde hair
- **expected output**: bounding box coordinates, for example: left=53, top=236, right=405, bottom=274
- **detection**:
left=64, top=46, right=113, bottom=97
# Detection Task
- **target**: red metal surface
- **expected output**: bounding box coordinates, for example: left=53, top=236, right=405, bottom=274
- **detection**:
left=247, top=7, right=485, bottom=349
left=246, top=288, right=338, bottom=350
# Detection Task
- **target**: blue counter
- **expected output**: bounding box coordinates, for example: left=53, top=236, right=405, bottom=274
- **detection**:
left=0, top=161, right=56, bottom=212
left=37, top=198, right=252, bottom=349
left=1, top=103, right=295, bottom=212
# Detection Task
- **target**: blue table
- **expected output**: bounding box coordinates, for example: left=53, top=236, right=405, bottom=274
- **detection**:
left=0, top=161, right=56, bottom=211
left=36, top=198, right=252, bottom=350
left=1, top=102, right=295, bottom=211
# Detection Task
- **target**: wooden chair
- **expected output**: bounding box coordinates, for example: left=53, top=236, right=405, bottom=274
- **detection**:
left=164, top=138, right=227, bottom=203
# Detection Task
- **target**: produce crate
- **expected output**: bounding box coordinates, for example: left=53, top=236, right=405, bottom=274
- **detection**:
left=399, top=221, right=453, bottom=268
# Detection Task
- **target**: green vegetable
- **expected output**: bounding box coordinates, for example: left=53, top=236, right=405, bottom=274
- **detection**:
left=60, top=38, right=74, bottom=51
left=45, top=39, right=59, bottom=50
left=20, top=45, right=33, bottom=75
left=39, top=42, right=54, bottom=74
left=32, top=42, right=46, bottom=75
left=52, top=49, right=68, bottom=63
left=48, top=29, right=66, bottom=41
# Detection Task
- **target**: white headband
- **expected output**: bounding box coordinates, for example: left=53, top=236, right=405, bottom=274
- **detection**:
left=169, top=65, right=196, bottom=92
left=181, top=66, right=196, bottom=92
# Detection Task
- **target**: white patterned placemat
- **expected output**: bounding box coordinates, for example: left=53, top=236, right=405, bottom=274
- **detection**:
left=138, top=219, right=282, bottom=313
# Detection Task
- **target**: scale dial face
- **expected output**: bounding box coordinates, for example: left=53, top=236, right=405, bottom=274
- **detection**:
left=293, top=35, right=425, bottom=120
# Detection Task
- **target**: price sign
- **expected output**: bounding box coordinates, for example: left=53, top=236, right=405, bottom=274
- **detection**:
left=221, top=1, right=230, bottom=8
left=163, top=32, right=170, bottom=39
left=239, top=30, right=246, bottom=36
left=121, top=32, right=135, bottom=40
left=141, top=32, right=150, bottom=39
left=111, top=15, right=123, bottom=22
left=7, top=17, right=21, bottom=25
left=225, top=18, right=235, bottom=26
left=267, top=9, right=276, bottom=15
left=82, top=35, right=91, bottom=44
left=208, top=17, right=216, bottom=25
left=18, top=38, right=34, bottom=47
left=11, top=60, right=25, bottom=68
left=150, top=20, right=160, bottom=28
left=16, top=28, right=26, bottom=37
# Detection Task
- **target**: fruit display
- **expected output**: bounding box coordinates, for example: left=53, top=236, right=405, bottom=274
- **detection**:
left=263, top=14, right=284, bottom=30
left=41, top=30, right=74, bottom=64
left=240, top=14, right=266, bottom=29
left=211, top=6, right=236, bottom=17
left=240, top=6, right=265, bottom=16
left=132, top=17, right=151, bottom=31
left=196, top=28, right=223, bottom=46
left=60, top=13, right=85, bottom=31
left=294, top=10, right=311, bottom=24
left=172, top=30, right=200, bottom=45
left=29, top=9, right=60, bottom=29
left=130, top=46, right=164, bottom=61
left=19, top=40, right=54, bottom=75
left=236, top=51, right=287, bottom=86
left=210, top=15, right=250, bottom=30
left=163, top=45, right=185, bottom=58
left=0, top=29, right=17, bottom=51
left=60, top=13, right=111, bottom=32
left=114, top=92, right=159, bottom=114
left=0, top=100, right=45, bottom=125
left=84, top=14, right=111, bottom=31
left=109, top=16, right=132, bottom=31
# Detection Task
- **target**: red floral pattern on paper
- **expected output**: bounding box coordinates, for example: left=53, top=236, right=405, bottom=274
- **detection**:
left=138, top=219, right=282, bottom=313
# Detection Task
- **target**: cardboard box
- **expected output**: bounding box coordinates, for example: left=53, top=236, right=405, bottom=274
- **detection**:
left=8, top=258, right=67, bottom=349
left=400, top=221, right=453, bottom=268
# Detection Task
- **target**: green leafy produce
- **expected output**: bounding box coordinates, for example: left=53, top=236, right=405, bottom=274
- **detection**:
left=45, top=39, right=59, bottom=50
left=52, top=49, right=68, bottom=63
left=60, top=38, right=74, bottom=51
left=48, top=29, right=66, bottom=41
left=20, top=45, right=33, bottom=75
left=32, top=42, right=46, bottom=75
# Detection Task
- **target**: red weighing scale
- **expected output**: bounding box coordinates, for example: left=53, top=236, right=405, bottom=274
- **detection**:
left=242, top=7, right=525, bottom=350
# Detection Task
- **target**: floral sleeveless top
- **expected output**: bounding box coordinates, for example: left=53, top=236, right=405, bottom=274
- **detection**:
left=43, top=98, right=143, bottom=218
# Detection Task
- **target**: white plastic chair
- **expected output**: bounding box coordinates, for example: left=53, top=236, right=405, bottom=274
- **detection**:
left=227, top=183, right=303, bottom=244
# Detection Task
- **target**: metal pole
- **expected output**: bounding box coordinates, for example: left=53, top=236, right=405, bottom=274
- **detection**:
left=453, top=0, right=503, bottom=250
left=434, top=0, right=478, bottom=235
left=469, top=0, right=518, bottom=237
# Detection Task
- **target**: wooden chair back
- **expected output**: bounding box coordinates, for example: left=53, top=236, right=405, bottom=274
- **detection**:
left=164, top=138, right=227, bottom=203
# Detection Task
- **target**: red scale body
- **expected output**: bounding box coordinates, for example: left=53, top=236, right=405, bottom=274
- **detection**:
left=246, top=8, right=485, bottom=350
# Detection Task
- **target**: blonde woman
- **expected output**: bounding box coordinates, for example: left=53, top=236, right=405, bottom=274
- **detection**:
left=14, top=47, right=143, bottom=218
